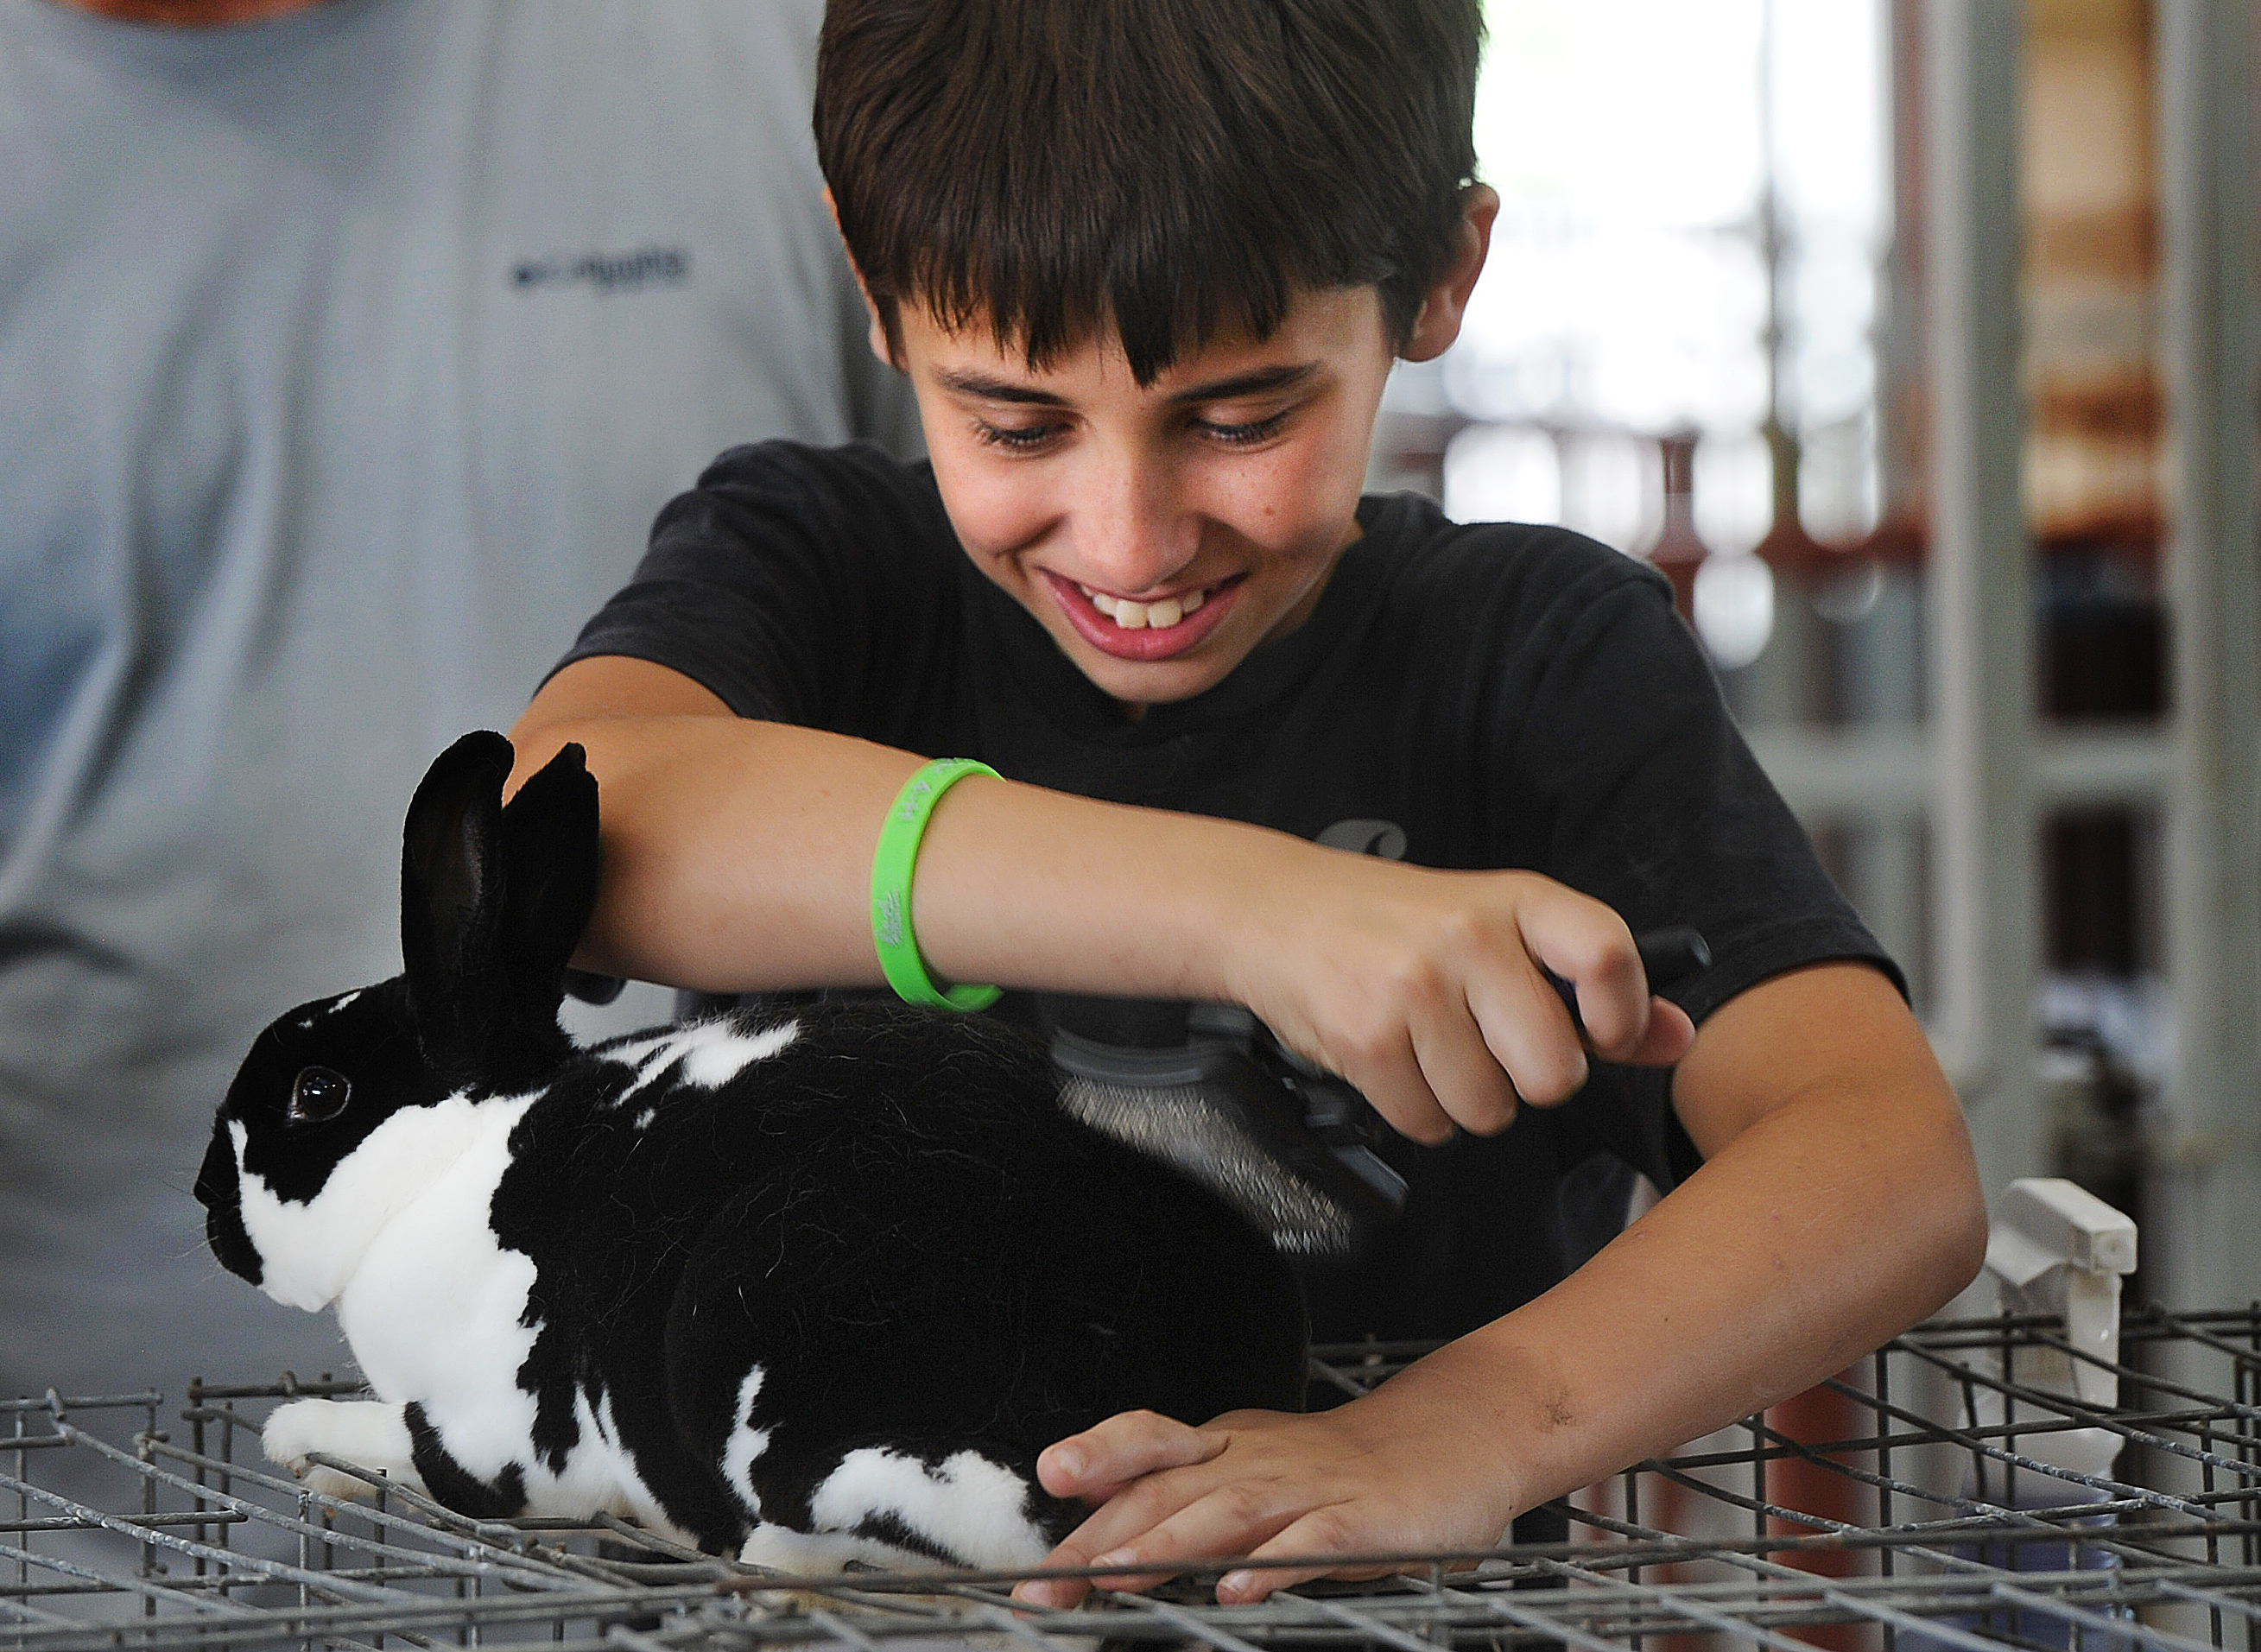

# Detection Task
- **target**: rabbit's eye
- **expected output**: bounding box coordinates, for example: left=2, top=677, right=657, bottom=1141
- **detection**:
left=287, top=1067, right=352, bottom=1125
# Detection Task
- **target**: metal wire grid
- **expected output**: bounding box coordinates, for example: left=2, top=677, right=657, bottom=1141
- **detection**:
left=5, top=1309, right=2260, bottom=1652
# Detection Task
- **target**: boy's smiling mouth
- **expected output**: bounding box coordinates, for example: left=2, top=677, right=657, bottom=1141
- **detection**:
left=1042, top=570, right=1245, bottom=661
left=1082, top=583, right=1206, bottom=630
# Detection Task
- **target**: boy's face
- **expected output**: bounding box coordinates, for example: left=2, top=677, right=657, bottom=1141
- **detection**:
left=893, top=286, right=1403, bottom=716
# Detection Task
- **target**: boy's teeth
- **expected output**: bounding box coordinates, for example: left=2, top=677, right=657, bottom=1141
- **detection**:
left=1081, top=585, right=1207, bottom=630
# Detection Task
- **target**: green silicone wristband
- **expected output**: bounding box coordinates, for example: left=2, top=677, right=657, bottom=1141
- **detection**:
left=871, top=759, right=1003, bottom=1012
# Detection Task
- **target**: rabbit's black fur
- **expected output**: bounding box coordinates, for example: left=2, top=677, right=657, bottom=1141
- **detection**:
left=196, top=731, right=1307, bottom=1571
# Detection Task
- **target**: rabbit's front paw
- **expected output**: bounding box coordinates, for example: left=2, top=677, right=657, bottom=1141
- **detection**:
left=262, top=1400, right=425, bottom=1500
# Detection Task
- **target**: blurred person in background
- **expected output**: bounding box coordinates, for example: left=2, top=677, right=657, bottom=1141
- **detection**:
left=0, top=0, right=917, bottom=1398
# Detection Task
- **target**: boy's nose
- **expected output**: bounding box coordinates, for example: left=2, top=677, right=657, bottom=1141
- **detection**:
left=1070, top=460, right=1201, bottom=595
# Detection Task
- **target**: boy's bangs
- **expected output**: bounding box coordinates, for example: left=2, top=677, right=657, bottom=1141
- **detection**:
left=900, top=193, right=1371, bottom=387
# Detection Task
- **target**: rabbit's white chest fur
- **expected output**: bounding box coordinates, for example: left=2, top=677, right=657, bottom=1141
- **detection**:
left=231, top=1091, right=526, bottom=1313
left=332, top=1093, right=541, bottom=1422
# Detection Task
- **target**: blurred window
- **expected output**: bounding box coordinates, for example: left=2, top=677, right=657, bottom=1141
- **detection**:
left=1437, top=0, right=1888, bottom=554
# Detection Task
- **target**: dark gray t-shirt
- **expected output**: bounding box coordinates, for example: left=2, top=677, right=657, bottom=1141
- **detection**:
left=561, top=440, right=1898, bottom=1339
left=0, top=0, right=917, bottom=1396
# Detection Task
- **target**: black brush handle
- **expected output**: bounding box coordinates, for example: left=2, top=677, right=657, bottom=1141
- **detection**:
left=1547, top=926, right=1711, bottom=1033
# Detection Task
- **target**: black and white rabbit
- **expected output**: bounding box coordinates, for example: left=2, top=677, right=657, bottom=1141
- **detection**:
left=196, top=731, right=1307, bottom=1572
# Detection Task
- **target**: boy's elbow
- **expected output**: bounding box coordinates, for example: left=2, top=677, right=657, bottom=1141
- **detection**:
left=1912, top=1111, right=1991, bottom=1314
left=1937, top=1173, right=1992, bottom=1304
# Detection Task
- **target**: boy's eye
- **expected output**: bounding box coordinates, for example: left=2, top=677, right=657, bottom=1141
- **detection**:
left=1194, top=409, right=1292, bottom=446
left=973, top=419, right=1065, bottom=453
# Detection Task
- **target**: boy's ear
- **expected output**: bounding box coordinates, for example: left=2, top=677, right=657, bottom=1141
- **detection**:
left=860, top=292, right=899, bottom=371
left=1401, top=184, right=1500, bottom=364
left=824, top=187, right=904, bottom=371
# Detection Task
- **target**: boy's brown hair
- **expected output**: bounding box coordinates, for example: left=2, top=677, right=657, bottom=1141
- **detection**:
left=815, top=0, right=1485, bottom=385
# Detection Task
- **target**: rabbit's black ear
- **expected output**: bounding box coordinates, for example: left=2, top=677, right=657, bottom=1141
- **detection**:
left=401, top=733, right=598, bottom=1086
left=495, top=740, right=603, bottom=1024
left=401, top=731, right=517, bottom=1075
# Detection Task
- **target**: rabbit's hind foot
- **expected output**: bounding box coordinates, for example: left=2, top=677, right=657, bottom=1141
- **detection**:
left=263, top=1398, right=426, bottom=1501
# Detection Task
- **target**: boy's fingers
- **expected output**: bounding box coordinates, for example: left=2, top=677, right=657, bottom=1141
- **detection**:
left=1520, top=902, right=1705, bottom=1068
left=1113, top=1489, right=1453, bottom=1604
left=1623, top=997, right=1697, bottom=1065
left=1013, top=1508, right=1162, bottom=1609
left=1352, top=1071, right=1459, bottom=1146
left=1037, top=1410, right=1217, bottom=1500
left=1011, top=1574, right=1090, bottom=1611
left=1556, top=963, right=1647, bottom=1054
left=1062, top=1481, right=1314, bottom=1599
left=1282, top=873, right=1698, bottom=1138
left=1337, top=1034, right=1459, bottom=1145
left=1014, top=1493, right=1196, bottom=1606
left=1406, top=1002, right=1520, bottom=1136
left=1218, top=1510, right=1416, bottom=1603
left=1466, top=967, right=1590, bottom=1109
left=1333, top=973, right=1587, bottom=1140
left=1015, top=1413, right=1239, bottom=1606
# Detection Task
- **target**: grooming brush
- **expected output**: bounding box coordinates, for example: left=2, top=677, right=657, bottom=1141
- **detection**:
left=1046, top=926, right=1711, bottom=1256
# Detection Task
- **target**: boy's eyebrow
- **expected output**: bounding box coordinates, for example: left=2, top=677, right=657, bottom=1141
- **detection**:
left=1165, top=363, right=1320, bottom=404
left=932, top=363, right=1321, bottom=406
left=934, top=370, right=1071, bottom=407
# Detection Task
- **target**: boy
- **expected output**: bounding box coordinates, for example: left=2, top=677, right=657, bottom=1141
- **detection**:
left=510, top=0, right=1985, bottom=1606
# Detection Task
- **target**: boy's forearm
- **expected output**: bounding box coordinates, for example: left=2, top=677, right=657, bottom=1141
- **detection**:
left=507, top=665, right=1298, bottom=999
left=1428, top=1003, right=1986, bottom=1517
left=512, top=708, right=913, bottom=990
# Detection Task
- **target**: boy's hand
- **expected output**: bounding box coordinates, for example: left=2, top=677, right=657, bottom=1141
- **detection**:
left=1010, top=1379, right=1519, bottom=1608
left=1232, top=857, right=1694, bottom=1145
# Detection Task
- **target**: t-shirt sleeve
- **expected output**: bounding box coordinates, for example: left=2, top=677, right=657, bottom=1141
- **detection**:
left=548, top=440, right=961, bottom=734
left=1493, top=546, right=1903, bottom=1029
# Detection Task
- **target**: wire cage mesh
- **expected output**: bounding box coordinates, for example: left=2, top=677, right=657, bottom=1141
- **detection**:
left=7, top=1307, right=2261, bottom=1652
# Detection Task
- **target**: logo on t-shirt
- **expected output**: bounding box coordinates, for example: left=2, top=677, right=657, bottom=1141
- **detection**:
left=1316, top=819, right=1408, bottom=860
left=511, top=246, right=691, bottom=294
